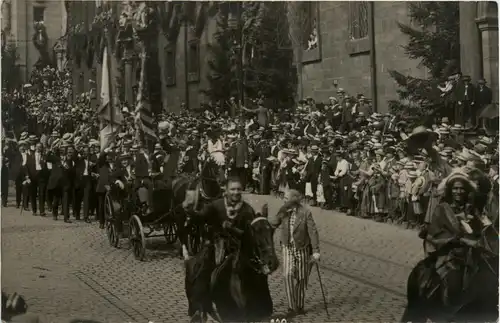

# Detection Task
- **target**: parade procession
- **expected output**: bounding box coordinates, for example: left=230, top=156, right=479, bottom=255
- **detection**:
left=1, top=1, right=499, bottom=323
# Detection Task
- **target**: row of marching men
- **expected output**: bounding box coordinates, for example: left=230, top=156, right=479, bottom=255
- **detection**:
left=1, top=132, right=176, bottom=228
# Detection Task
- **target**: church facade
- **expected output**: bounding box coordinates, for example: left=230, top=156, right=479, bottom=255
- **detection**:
left=66, top=1, right=498, bottom=114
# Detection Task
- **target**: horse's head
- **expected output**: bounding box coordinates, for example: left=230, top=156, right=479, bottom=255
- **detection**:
left=247, top=216, right=279, bottom=275
left=200, top=160, right=222, bottom=199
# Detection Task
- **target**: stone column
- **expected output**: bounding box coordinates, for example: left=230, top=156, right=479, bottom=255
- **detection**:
left=459, top=2, right=482, bottom=82
left=122, top=43, right=135, bottom=106
left=476, top=15, right=499, bottom=102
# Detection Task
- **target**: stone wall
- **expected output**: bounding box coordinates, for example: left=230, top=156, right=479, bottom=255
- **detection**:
left=8, top=0, right=65, bottom=83
left=300, top=1, right=427, bottom=113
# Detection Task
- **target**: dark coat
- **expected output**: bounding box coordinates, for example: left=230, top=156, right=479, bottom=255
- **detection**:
left=306, top=155, right=322, bottom=182
left=134, top=153, right=150, bottom=178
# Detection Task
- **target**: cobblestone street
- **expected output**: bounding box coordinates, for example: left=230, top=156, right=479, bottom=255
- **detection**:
left=2, top=193, right=424, bottom=323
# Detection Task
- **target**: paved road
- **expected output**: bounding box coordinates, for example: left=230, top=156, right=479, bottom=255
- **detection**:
left=2, top=193, right=424, bottom=323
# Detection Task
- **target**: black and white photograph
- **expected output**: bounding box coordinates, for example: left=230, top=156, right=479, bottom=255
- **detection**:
left=1, top=1, right=498, bottom=322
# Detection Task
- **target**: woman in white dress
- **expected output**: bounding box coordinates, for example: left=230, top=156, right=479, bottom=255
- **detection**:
left=207, top=130, right=225, bottom=183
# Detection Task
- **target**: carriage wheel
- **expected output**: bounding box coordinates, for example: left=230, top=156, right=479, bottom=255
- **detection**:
left=163, top=222, right=177, bottom=244
left=129, top=214, right=146, bottom=261
left=105, top=193, right=119, bottom=248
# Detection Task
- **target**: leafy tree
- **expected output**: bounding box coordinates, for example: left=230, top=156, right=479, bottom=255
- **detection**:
left=242, top=2, right=295, bottom=110
left=1, top=43, right=20, bottom=91
left=388, top=2, right=460, bottom=123
left=204, top=4, right=237, bottom=110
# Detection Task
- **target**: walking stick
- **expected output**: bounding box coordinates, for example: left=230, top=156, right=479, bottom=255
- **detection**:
left=315, top=262, right=330, bottom=318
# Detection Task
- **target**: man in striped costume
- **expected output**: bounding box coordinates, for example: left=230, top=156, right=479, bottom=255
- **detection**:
left=269, top=189, right=320, bottom=317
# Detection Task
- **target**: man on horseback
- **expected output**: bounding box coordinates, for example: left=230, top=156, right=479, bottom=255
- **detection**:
left=183, top=176, right=278, bottom=322
left=403, top=170, right=498, bottom=322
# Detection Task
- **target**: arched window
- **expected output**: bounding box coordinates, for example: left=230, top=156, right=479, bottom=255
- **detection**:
left=349, top=1, right=368, bottom=40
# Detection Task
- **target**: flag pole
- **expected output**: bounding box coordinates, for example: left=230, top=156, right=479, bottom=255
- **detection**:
left=104, top=26, right=116, bottom=138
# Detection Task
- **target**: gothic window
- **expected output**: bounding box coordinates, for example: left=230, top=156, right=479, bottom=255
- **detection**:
left=349, top=1, right=368, bottom=40
left=33, top=6, right=45, bottom=23
left=302, top=2, right=319, bottom=51
left=187, top=39, right=200, bottom=83
left=165, top=44, right=176, bottom=86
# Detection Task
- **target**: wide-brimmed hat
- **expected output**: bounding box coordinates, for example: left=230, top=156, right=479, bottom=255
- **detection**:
left=437, top=169, right=477, bottom=193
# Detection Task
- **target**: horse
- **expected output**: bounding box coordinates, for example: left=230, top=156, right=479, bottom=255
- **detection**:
left=167, top=159, right=223, bottom=256
left=401, top=235, right=498, bottom=323
left=185, top=213, right=279, bottom=323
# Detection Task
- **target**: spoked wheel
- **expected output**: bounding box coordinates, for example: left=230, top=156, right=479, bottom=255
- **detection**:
left=163, top=222, right=177, bottom=244
left=105, top=193, right=119, bottom=248
left=129, top=214, right=146, bottom=261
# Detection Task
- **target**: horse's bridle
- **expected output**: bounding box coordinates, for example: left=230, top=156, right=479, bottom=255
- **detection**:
left=247, top=217, right=275, bottom=274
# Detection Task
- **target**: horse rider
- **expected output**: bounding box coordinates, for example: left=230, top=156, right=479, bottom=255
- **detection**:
left=268, top=189, right=321, bottom=318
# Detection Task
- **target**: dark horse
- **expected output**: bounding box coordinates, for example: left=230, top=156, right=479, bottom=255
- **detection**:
left=185, top=213, right=279, bottom=323
left=401, top=230, right=498, bottom=323
left=166, top=159, right=223, bottom=256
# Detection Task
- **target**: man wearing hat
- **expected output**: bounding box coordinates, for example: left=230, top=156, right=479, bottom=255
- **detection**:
left=304, top=145, right=322, bottom=206
left=15, top=140, right=30, bottom=210
left=454, top=75, right=475, bottom=126
left=475, top=78, right=492, bottom=126
left=133, top=143, right=154, bottom=213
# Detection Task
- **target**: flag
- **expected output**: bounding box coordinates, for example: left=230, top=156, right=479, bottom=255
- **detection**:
left=135, top=99, right=157, bottom=139
left=134, top=50, right=157, bottom=140
left=98, top=46, right=123, bottom=152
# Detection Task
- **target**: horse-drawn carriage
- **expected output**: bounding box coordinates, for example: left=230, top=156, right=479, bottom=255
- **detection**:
left=104, top=160, right=222, bottom=261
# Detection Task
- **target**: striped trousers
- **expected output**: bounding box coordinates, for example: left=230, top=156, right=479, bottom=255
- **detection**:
left=282, top=245, right=310, bottom=311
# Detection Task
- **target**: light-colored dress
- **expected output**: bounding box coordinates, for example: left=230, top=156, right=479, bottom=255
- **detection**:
left=207, top=138, right=225, bottom=166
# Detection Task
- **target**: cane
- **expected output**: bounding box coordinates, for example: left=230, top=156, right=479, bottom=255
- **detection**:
left=315, top=262, right=330, bottom=318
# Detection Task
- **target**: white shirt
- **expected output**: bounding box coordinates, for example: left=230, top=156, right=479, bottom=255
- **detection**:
left=21, top=152, right=27, bottom=166
left=83, top=159, right=89, bottom=176
left=334, top=159, right=350, bottom=177
left=35, top=152, right=42, bottom=171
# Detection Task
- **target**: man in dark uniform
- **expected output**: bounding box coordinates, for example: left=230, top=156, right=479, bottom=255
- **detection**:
left=321, top=146, right=337, bottom=210
left=61, top=144, right=77, bottom=223
left=79, top=145, right=98, bottom=223
left=132, top=143, right=153, bottom=212
left=47, top=147, right=63, bottom=220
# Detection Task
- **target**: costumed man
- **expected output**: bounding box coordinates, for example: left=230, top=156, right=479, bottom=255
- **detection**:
left=269, top=189, right=320, bottom=318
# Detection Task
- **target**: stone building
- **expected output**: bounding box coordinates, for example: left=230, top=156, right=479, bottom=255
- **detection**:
left=67, top=1, right=498, bottom=114
left=1, top=0, right=67, bottom=83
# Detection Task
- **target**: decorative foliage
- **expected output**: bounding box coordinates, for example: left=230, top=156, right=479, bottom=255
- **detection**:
left=388, top=2, right=460, bottom=123
left=32, top=22, right=52, bottom=68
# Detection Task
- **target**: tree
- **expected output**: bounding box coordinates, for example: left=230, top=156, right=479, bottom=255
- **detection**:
left=242, top=2, right=295, bottom=110
left=286, top=2, right=309, bottom=101
left=204, top=3, right=237, bottom=108
left=388, top=2, right=460, bottom=123
left=1, top=43, right=20, bottom=91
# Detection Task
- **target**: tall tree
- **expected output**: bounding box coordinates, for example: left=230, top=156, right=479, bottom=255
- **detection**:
left=242, top=2, right=295, bottom=109
left=204, top=3, right=237, bottom=108
left=388, top=2, right=460, bottom=122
